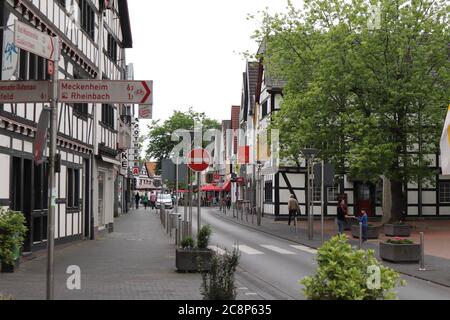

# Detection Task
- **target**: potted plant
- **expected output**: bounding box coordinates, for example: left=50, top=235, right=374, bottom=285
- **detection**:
left=176, top=225, right=214, bottom=272
left=384, top=221, right=412, bottom=237
left=201, top=248, right=240, bottom=300
left=380, top=238, right=421, bottom=263
left=300, top=235, right=406, bottom=300
left=0, top=209, right=28, bottom=273
left=351, top=224, right=380, bottom=239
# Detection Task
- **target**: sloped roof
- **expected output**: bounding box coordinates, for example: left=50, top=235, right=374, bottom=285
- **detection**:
left=247, top=61, right=259, bottom=115
left=118, top=0, right=133, bottom=48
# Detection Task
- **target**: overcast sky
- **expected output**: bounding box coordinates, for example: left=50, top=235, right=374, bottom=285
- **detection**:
left=126, top=0, right=304, bottom=138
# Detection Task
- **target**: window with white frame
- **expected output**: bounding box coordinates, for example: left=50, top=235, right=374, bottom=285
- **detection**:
left=327, top=184, right=339, bottom=203
left=439, top=181, right=450, bottom=204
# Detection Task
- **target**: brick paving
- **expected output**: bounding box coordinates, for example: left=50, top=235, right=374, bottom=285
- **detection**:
left=0, top=209, right=272, bottom=300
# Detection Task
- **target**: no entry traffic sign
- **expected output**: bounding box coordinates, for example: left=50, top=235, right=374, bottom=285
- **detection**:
left=58, top=80, right=153, bottom=104
left=187, top=149, right=210, bottom=172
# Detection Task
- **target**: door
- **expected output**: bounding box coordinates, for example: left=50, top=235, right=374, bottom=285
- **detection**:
left=84, top=159, right=90, bottom=238
left=355, top=183, right=375, bottom=217
left=98, top=171, right=105, bottom=230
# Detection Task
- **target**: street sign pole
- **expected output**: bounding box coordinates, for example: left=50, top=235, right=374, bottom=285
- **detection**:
left=197, top=172, right=201, bottom=235
left=46, top=37, right=59, bottom=301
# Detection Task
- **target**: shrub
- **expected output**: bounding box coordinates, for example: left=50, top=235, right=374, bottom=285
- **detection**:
left=197, top=225, right=212, bottom=250
left=300, top=235, right=406, bottom=300
left=181, top=236, right=195, bottom=249
left=386, top=238, right=414, bottom=245
left=201, top=248, right=240, bottom=300
left=0, top=209, right=28, bottom=266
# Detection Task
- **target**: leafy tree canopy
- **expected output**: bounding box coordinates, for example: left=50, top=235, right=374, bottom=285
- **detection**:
left=251, top=0, right=449, bottom=220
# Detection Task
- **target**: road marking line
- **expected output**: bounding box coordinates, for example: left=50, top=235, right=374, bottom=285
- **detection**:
left=290, top=245, right=318, bottom=255
left=234, top=245, right=264, bottom=255
left=238, top=287, right=248, bottom=291
left=260, top=245, right=296, bottom=255
left=245, top=293, right=258, bottom=296
left=208, top=246, right=226, bottom=255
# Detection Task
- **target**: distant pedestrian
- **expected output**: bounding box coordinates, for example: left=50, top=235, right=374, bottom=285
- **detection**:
left=150, top=192, right=157, bottom=210
left=142, top=193, right=149, bottom=210
left=337, top=199, right=351, bottom=235
left=356, top=209, right=369, bottom=242
left=226, top=195, right=231, bottom=211
left=135, top=192, right=140, bottom=210
left=288, top=194, right=300, bottom=226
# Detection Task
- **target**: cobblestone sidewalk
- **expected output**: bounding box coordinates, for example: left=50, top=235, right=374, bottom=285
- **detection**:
left=0, top=209, right=272, bottom=300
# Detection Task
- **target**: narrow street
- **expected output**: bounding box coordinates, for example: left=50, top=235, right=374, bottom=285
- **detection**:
left=192, top=208, right=450, bottom=300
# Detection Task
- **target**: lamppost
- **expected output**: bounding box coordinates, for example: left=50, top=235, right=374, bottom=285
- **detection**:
left=256, top=161, right=264, bottom=226
left=301, top=148, right=320, bottom=240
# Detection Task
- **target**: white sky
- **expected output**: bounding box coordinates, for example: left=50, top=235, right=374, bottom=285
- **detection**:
left=126, top=0, right=304, bottom=140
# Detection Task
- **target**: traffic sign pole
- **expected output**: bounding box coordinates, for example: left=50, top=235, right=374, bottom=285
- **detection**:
left=46, top=36, right=59, bottom=301
left=197, top=171, right=201, bottom=236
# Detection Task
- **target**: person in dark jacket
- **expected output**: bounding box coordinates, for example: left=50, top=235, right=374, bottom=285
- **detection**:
left=135, top=192, right=140, bottom=210
left=337, top=199, right=350, bottom=235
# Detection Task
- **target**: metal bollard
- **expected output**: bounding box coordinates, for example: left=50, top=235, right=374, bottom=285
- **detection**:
left=359, top=222, right=363, bottom=250
left=420, top=232, right=426, bottom=271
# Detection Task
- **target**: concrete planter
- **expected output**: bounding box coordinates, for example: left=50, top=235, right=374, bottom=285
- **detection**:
left=176, top=248, right=213, bottom=272
left=379, top=242, right=420, bottom=263
left=344, top=219, right=358, bottom=231
left=384, top=224, right=412, bottom=237
left=351, top=225, right=380, bottom=239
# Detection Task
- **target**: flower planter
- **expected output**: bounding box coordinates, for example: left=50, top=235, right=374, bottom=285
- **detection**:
left=379, top=242, right=420, bottom=263
left=176, top=248, right=213, bottom=272
left=1, top=261, right=16, bottom=273
left=384, top=224, right=412, bottom=237
left=351, top=225, right=380, bottom=240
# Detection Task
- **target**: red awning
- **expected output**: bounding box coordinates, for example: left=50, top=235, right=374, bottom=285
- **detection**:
left=201, top=185, right=222, bottom=192
left=222, top=180, right=231, bottom=192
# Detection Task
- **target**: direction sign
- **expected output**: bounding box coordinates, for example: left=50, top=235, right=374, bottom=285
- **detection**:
left=58, top=80, right=153, bottom=104
left=187, top=149, right=210, bottom=172
left=0, top=81, right=51, bottom=103
left=14, top=20, right=58, bottom=61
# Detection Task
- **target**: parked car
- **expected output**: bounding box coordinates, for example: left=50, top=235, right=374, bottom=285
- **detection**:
left=156, top=194, right=173, bottom=209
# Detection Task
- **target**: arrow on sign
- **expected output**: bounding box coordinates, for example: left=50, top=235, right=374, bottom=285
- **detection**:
left=141, top=81, right=151, bottom=104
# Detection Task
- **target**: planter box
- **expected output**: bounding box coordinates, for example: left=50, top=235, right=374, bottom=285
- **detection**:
left=176, top=248, right=213, bottom=272
left=344, top=219, right=358, bottom=231
left=351, top=225, right=380, bottom=240
left=384, top=224, right=412, bottom=237
left=380, top=242, right=420, bottom=263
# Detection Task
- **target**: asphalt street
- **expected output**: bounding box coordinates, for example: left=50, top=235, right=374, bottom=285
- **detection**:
left=192, top=208, right=450, bottom=300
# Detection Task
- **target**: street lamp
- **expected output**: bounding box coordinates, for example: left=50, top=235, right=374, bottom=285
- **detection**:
left=301, top=148, right=320, bottom=240
left=256, top=161, right=264, bottom=226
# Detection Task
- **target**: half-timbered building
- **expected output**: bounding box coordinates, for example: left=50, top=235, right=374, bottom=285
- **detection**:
left=0, top=0, right=133, bottom=253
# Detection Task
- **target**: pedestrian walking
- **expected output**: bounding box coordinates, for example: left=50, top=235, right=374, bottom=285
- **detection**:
left=142, top=193, right=149, bottom=210
left=226, top=195, right=232, bottom=211
left=135, top=192, right=140, bottom=210
left=150, top=192, right=157, bottom=211
left=288, top=194, right=300, bottom=226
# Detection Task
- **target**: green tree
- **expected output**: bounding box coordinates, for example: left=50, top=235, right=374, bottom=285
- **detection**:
left=252, top=0, right=450, bottom=222
left=145, top=108, right=221, bottom=169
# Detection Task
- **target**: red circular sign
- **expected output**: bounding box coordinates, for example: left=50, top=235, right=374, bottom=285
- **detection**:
left=188, top=149, right=210, bottom=172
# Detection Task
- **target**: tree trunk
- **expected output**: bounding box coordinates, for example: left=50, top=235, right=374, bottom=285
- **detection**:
left=390, top=179, right=405, bottom=223
left=382, top=176, right=392, bottom=225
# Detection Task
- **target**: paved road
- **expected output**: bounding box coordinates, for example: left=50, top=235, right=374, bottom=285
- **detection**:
left=194, top=209, right=450, bottom=300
